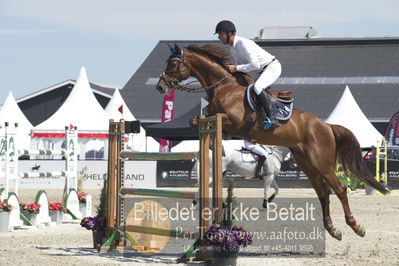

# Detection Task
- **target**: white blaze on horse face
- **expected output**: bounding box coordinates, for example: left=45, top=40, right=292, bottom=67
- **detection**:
left=156, top=78, right=169, bottom=94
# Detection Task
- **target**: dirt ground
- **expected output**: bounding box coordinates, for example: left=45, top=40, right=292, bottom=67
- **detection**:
left=1, top=188, right=398, bottom=266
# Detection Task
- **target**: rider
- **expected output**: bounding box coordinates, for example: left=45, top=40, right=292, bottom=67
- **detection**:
left=214, top=20, right=282, bottom=127
left=215, top=20, right=280, bottom=177
left=244, top=141, right=269, bottom=179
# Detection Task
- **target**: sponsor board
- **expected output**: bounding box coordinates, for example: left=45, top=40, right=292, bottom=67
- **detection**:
left=15, top=160, right=157, bottom=189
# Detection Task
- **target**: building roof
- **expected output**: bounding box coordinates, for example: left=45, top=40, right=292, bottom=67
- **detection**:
left=122, top=37, right=399, bottom=123
left=17, top=80, right=115, bottom=103
left=258, top=26, right=317, bottom=39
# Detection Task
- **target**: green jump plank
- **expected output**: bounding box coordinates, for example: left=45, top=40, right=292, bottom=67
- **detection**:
left=125, top=225, right=198, bottom=239
left=198, top=117, right=217, bottom=122
left=120, top=151, right=197, bottom=160
left=120, top=187, right=196, bottom=199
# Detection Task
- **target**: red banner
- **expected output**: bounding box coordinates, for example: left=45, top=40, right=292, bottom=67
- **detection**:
left=32, top=133, right=108, bottom=138
left=159, top=89, right=175, bottom=152
left=384, top=111, right=399, bottom=146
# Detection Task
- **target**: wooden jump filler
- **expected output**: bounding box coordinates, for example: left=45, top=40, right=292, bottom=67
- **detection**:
left=102, top=114, right=223, bottom=262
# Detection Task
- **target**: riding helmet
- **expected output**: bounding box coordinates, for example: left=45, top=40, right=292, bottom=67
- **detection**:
left=214, top=20, right=236, bottom=34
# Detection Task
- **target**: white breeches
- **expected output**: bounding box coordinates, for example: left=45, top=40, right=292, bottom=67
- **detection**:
left=244, top=140, right=268, bottom=157
left=253, top=60, right=282, bottom=95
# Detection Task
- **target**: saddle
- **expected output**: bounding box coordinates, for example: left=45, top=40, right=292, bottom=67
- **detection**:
left=238, top=147, right=260, bottom=162
left=246, top=84, right=295, bottom=121
left=266, top=88, right=293, bottom=102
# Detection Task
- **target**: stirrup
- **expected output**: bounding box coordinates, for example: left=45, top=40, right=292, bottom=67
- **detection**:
left=263, top=116, right=272, bottom=130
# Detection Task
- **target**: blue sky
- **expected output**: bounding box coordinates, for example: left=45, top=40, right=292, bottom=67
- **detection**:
left=0, top=0, right=398, bottom=103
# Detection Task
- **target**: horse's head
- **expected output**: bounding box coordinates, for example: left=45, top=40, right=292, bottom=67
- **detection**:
left=156, top=44, right=191, bottom=94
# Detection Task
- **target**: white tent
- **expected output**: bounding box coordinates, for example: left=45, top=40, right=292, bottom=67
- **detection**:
left=105, top=88, right=135, bottom=121
left=326, top=86, right=384, bottom=148
left=105, top=89, right=158, bottom=152
left=172, top=140, right=199, bottom=152
left=0, top=91, right=33, bottom=150
left=35, top=67, right=109, bottom=131
left=33, top=67, right=110, bottom=159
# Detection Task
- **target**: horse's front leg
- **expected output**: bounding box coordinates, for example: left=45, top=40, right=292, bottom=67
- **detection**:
left=191, top=113, right=241, bottom=138
left=218, top=113, right=243, bottom=136
left=189, top=116, right=199, bottom=130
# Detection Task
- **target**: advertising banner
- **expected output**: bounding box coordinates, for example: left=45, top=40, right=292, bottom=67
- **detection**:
left=156, top=160, right=197, bottom=187
left=16, top=160, right=157, bottom=189
left=159, top=89, right=175, bottom=152
left=385, top=111, right=399, bottom=146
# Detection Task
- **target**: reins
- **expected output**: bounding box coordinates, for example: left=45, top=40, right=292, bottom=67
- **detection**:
left=268, top=147, right=287, bottom=165
left=173, top=73, right=232, bottom=93
left=161, top=50, right=232, bottom=93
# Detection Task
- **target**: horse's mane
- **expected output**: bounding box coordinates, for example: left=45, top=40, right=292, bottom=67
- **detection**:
left=186, top=44, right=253, bottom=86
left=186, top=44, right=230, bottom=67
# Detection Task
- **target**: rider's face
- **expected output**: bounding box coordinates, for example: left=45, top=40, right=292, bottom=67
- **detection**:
left=218, top=32, right=230, bottom=45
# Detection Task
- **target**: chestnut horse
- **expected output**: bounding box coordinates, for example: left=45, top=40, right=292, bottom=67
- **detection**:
left=156, top=44, right=389, bottom=240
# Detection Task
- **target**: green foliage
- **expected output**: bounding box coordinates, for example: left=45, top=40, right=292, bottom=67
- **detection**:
left=337, top=169, right=360, bottom=189
left=77, top=166, right=89, bottom=193
left=96, top=178, right=107, bottom=218
left=221, top=179, right=238, bottom=228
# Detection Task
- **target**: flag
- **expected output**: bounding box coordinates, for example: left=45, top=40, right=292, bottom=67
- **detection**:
left=159, top=89, right=175, bottom=152
left=118, top=105, right=123, bottom=114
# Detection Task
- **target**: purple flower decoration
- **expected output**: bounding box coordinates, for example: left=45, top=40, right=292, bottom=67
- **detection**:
left=204, top=224, right=253, bottom=252
left=80, top=216, right=106, bottom=231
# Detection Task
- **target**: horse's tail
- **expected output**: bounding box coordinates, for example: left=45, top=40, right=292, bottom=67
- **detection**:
left=330, top=124, right=390, bottom=194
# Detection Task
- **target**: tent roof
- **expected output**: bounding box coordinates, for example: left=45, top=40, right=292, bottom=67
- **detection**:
left=0, top=91, right=33, bottom=129
left=105, top=88, right=135, bottom=121
left=0, top=91, right=33, bottom=149
left=34, top=67, right=110, bottom=131
left=326, top=86, right=384, bottom=148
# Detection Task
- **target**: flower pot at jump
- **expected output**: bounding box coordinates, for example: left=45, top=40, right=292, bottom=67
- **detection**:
left=92, top=229, right=105, bottom=249
left=212, top=249, right=239, bottom=266
left=22, top=211, right=37, bottom=226
left=50, top=211, right=63, bottom=224
left=0, top=211, right=11, bottom=232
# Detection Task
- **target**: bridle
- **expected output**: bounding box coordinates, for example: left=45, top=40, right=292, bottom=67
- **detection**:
left=159, top=54, right=231, bottom=93
left=266, top=146, right=288, bottom=165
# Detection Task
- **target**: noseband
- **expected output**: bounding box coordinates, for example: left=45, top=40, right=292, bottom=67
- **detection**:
left=160, top=54, right=231, bottom=93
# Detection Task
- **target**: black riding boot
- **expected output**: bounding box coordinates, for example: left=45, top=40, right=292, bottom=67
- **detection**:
left=254, top=155, right=266, bottom=179
left=256, top=90, right=280, bottom=126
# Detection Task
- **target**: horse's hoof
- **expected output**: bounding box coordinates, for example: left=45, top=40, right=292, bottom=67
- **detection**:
left=268, top=193, right=276, bottom=203
left=333, top=229, right=343, bottom=241
left=356, top=225, right=366, bottom=237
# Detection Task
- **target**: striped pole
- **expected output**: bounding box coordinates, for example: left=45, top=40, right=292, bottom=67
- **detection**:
left=120, top=151, right=197, bottom=160
left=125, top=225, right=199, bottom=239
left=18, top=149, right=67, bottom=156
left=19, top=171, right=67, bottom=178
left=120, top=187, right=196, bottom=199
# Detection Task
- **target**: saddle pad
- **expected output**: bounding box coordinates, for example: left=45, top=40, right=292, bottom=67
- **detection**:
left=271, top=100, right=294, bottom=121
left=246, top=84, right=257, bottom=111
left=240, top=151, right=256, bottom=162
left=246, top=84, right=294, bottom=121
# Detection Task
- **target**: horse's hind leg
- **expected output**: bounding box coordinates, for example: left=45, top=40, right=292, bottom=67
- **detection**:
left=291, top=150, right=342, bottom=240
left=323, top=170, right=365, bottom=237
left=262, top=173, right=275, bottom=208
